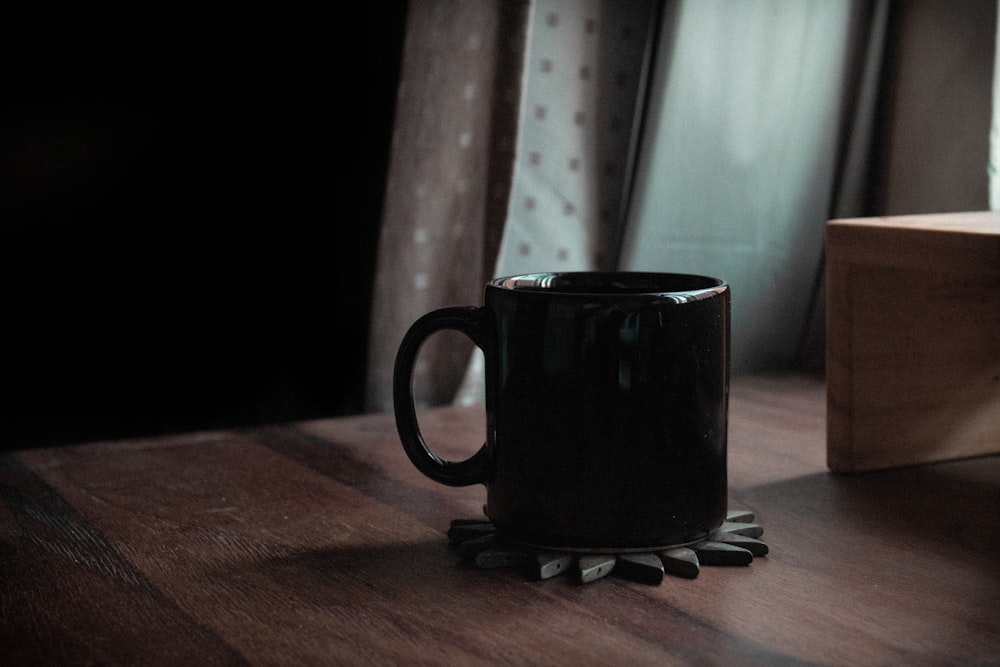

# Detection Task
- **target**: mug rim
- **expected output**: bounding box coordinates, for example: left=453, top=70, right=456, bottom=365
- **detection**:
left=489, top=271, right=728, bottom=302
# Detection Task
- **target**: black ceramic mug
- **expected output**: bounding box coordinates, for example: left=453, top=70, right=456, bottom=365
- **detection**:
left=394, top=272, right=730, bottom=552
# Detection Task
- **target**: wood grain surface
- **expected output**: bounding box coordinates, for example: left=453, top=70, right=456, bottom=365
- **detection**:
left=826, top=211, right=1000, bottom=471
left=3, top=375, right=999, bottom=665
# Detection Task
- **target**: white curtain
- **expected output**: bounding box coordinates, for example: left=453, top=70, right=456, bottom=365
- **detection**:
left=367, top=0, right=995, bottom=411
left=471, top=0, right=880, bottom=381
left=454, top=0, right=658, bottom=404
left=486, top=0, right=658, bottom=276
left=619, top=1, right=881, bottom=373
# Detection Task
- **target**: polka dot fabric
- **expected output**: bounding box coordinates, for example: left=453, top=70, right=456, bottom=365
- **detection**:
left=368, top=0, right=657, bottom=410
left=454, top=0, right=657, bottom=406
left=366, top=2, right=529, bottom=412
left=492, top=0, right=657, bottom=277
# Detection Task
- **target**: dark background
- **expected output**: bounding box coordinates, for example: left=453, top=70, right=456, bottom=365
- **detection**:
left=4, top=2, right=408, bottom=447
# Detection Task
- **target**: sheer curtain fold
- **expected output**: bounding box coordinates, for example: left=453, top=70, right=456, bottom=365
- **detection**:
left=453, top=0, right=661, bottom=406
left=488, top=0, right=659, bottom=279
left=366, top=0, right=997, bottom=412
left=364, top=1, right=529, bottom=413
left=619, top=0, right=884, bottom=374
left=365, top=0, right=653, bottom=412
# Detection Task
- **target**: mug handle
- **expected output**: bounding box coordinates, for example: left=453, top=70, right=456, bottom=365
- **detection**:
left=393, top=306, right=490, bottom=487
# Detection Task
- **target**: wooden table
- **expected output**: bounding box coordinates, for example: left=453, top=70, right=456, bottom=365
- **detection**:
left=3, top=376, right=998, bottom=665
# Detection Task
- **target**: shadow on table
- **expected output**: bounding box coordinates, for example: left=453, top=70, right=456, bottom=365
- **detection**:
left=738, top=454, right=1000, bottom=567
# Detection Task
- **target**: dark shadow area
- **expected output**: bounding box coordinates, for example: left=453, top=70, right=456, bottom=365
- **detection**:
left=3, top=2, right=408, bottom=448
left=738, top=455, right=1000, bottom=568
left=0, top=453, right=249, bottom=664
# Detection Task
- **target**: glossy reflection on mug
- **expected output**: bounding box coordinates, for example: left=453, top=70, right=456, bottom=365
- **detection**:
left=394, top=272, right=730, bottom=552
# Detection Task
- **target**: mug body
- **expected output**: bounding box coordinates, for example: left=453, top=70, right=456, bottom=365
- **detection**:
left=482, top=272, right=729, bottom=551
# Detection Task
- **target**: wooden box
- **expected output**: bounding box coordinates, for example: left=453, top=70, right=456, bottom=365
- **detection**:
left=826, top=212, right=1000, bottom=472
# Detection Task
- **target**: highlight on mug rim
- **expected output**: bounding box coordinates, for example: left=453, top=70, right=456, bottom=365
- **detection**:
left=490, top=271, right=728, bottom=303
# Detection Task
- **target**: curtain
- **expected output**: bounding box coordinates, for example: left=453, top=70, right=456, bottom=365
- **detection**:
left=366, top=0, right=995, bottom=411
left=453, top=0, right=660, bottom=405
left=618, top=1, right=885, bottom=373
left=366, top=0, right=654, bottom=411
left=365, top=1, right=529, bottom=412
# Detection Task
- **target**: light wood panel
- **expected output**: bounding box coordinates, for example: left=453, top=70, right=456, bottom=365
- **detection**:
left=826, top=212, right=1000, bottom=471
